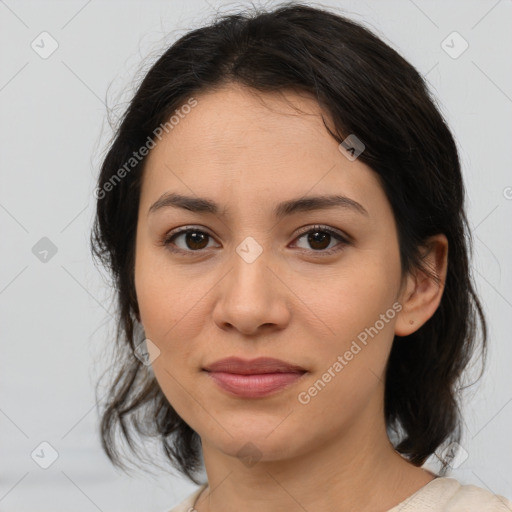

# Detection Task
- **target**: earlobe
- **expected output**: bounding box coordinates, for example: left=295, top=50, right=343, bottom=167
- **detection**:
left=394, top=234, right=448, bottom=337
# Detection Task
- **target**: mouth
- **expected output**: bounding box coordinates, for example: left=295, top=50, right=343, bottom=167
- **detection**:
left=202, top=357, right=308, bottom=398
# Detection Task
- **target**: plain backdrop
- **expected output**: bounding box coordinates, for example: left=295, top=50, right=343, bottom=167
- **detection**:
left=1, top=0, right=511, bottom=510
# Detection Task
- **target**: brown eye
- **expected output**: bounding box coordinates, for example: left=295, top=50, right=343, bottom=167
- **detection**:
left=306, top=230, right=331, bottom=250
left=183, top=231, right=209, bottom=250
left=293, top=225, right=349, bottom=255
left=164, top=228, right=217, bottom=252
left=162, top=225, right=349, bottom=256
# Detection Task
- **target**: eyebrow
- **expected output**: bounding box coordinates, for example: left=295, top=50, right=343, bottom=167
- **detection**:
left=148, top=192, right=369, bottom=218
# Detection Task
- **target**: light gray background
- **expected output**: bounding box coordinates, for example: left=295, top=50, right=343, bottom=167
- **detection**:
left=1, top=0, right=511, bottom=510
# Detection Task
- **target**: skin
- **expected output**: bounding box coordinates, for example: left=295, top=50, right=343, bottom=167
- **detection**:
left=134, top=83, right=448, bottom=512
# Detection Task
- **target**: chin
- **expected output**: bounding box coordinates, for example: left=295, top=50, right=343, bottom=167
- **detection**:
left=205, top=425, right=303, bottom=462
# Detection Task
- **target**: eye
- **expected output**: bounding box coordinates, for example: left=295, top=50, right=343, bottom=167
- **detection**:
left=162, top=227, right=219, bottom=254
left=291, top=225, right=350, bottom=255
left=161, top=224, right=350, bottom=256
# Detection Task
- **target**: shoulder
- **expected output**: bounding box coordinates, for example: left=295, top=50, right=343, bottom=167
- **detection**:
left=164, top=478, right=512, bottom=512
left=390, top=477, right=512, bottom=512
left=164, top=484, right=207, bottom=512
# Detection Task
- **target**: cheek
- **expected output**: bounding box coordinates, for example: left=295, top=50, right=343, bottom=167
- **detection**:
left=136, top=264, right=207, bottom=426
left=289, top=250, right=400, bottom=402
left=135, top=241, right=194, bottom=335
left=134, top=245, right=213, bottom=393
left=290, top=250, right=401, bottom=341
left=293, top=301, right=396, bottom=437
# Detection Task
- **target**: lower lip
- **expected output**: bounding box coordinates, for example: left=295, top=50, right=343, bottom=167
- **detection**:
left=205, top=371, right=305, bottom=398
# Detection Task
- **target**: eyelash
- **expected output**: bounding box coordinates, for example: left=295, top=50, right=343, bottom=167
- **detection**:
left=161, top=224, right=350, bottom=257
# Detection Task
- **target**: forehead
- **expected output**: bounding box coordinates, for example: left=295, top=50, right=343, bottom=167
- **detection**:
left=155, top=85, right=334, bottom=157
left=140, top=84, right=385, bottom=218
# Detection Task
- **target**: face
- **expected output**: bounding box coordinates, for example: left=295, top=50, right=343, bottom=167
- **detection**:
left=134, top=84, right=407, bottom=464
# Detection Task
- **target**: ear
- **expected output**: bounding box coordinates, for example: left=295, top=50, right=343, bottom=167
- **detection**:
left=394, top=234, right=448, bottom=337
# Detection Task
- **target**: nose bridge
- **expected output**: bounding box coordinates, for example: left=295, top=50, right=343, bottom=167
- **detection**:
left=235, top=234, right=267, bottom=266
left=230, top=234, right=273, bottom=298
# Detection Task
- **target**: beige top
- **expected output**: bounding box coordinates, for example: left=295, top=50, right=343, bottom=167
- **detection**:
left=166, top=477, right=512, bottom=512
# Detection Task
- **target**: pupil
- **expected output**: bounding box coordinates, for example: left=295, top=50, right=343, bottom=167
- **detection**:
left=187, top=232, right=208, bottom=250
left=308, top=231, right=330, bottom=250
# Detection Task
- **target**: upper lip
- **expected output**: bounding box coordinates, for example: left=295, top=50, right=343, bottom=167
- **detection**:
left=203, top=357, right=306, bottom=375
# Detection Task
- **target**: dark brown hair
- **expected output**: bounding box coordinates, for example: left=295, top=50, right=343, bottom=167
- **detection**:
left=91, top=2, right=487, bottom=484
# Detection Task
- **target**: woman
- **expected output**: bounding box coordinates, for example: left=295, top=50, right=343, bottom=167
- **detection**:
left=91, top=3, right=512, bottom=511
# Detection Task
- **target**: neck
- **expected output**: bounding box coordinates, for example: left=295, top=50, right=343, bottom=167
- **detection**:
left=194, top=392, right=435, bottom=512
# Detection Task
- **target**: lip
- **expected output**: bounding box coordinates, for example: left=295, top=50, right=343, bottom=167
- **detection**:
left=203, top=357, right=307, bottom=398
left=204, top=356, right=306, bottom=374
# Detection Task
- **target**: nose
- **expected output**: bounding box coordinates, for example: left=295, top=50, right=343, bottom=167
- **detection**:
left=211, top=245, right=291, bottom=336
